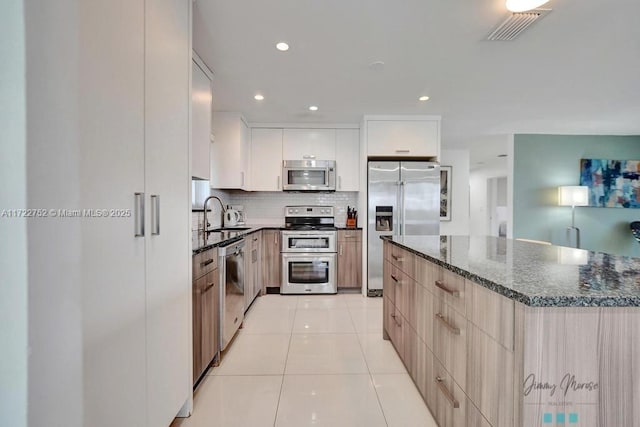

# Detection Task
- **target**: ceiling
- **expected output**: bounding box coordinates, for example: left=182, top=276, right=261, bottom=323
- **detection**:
left=193, top=0, right=640, bottom=153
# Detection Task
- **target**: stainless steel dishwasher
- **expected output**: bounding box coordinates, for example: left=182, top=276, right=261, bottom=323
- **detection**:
left=219, top=238, right=245, bottom=351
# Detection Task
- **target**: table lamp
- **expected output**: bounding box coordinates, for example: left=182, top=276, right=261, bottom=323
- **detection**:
left=558, top=186, right=589, bottom=248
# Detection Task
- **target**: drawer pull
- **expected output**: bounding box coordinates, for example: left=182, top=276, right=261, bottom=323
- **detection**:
left=390, top=274, right=400, bottom=283
left=390, top=313, right=401, bottom=327
left=202, top=282, right=215, bottom=293
left=253, top=237, right=258, bottom=242
left=343, top=234, right=357, bottom=238
left=435, top=313, right=460, bottom=335
left=391, top=254, right=404, bottom=262
left=201, top=259, right=214, bottom=267
left=435, top=280, right=460, bottom=297
left=435, top=376, right=460, bottom=408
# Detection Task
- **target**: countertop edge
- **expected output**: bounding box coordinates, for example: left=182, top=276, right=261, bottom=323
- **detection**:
left=381, top=236, right=640, bottom=308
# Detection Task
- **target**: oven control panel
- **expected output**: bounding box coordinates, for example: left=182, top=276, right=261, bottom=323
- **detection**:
left=285, top=206, right=334, bottom=217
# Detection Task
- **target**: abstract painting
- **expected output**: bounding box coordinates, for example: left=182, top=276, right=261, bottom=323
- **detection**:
left=440, top=166, right=452, bottom=220
left=579, top=159, right=640, bottom=208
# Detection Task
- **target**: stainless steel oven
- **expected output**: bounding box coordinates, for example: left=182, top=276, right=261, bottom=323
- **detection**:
left=282, top=160, right=336, bottom=191
left=280, top=206, right=337, bottom=294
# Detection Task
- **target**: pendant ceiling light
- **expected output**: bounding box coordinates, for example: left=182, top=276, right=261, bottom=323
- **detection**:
left=505, top=0, right=550, bottom=12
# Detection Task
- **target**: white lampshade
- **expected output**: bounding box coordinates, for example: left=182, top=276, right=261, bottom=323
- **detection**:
left=506, top=0, right=550, bottom=12
left=558, top=186, right=589, bottom=207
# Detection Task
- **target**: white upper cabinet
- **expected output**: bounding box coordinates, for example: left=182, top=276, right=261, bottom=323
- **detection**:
left=250, top=128, right=283, bottom=191
left=335, top=129, right=360, bottom=191
left=282, top=128, right=336, bottom=160
left=211, top=112, right=249, bottom=189
left=366, top=118, right=440, bottom=158
left=191, top=59, right=212, bottom=180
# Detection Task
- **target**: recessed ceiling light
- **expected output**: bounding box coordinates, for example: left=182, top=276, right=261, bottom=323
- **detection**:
left=418, top=96, right=430, bottom=101
left=309, top=105, right=318, bottom=111
left=254, top=94, right=264, bottom=101
left=276, top=42, right=289, bottom=51
left=505, top=0, right=550, bottom=12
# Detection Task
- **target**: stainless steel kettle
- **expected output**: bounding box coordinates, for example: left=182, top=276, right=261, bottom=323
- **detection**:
left=224, top=208, right=241, bottom=227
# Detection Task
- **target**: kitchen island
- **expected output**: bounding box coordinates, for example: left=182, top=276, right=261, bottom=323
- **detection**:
left=382, top=236, right=640, bottom=427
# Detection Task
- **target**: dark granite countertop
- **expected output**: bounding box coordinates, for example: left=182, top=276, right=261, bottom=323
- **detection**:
left=192, top=225, right=283, bottom=254
left=383, top=235, right=640, bottom=307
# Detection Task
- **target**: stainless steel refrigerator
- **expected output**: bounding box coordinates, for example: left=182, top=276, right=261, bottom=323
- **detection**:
left=367, top=161, right=440, bottom=296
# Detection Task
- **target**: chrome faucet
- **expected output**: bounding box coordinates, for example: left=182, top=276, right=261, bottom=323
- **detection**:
left=203, top=195, right=226, bottom=232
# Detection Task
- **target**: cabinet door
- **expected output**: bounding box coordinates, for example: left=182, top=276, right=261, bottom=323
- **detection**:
left=367, top=120, right=439, bottom=157
left=262, top=230, right=281, bottom=288
left=337, top=240, right=362, bottom=289
left=79, top=1, right=147, bottom=426
left=335, top=129, right=360, bottom=191
left=201, top=269, right=220, bottom=373
left=244, top=237, right=254, bottom=311
left=192, top=275, right=203, bottom=382
left=191, top=61, right=211, bottom=180
left=211, top=113, right=248, bottom=189
left=251, top=129, right=283, bottom=191
left=251, top=232, right=262, bottom=298
left=144, top=0, right=191, bottom=424
left=282, top=128, right=336, bottom=160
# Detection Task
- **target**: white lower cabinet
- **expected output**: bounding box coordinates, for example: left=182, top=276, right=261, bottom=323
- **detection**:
left=80, top=0, right=191, bottom=426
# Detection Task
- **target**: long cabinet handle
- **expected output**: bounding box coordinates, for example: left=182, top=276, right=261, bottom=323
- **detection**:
left=303, top=154, right=316, bottom=159
left=201, top=259, right=214, bottom=267
left=390, top=274, right=401, bottom=284
left=435, top=313, right=460, bottom=335
left=277, top=175, right=280, bottom=190
left=435, top=376, right=460, bottom=408
left=395, top=149, right=411, bottom=154
left=338, top=176, right=342, bottom=190
left=390, top=313, right=401, bottom=327
left=391, top=254, right=404, bottom=262
left=435, top=280, right=460, bottom=297
left=134, top=192, right=145, bottom=237
left=150, top=194, right=160, bottom=236
left=339, top=244, right=343, bottom=256
left=241, top=171, right=245, bottom=187
left=201, top=282, right=215, bottom=294
left=343, top=235, right=357, bottom=238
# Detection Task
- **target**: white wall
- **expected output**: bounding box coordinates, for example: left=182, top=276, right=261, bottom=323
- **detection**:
left=469, top=160, right=509, bottom=237
left=440, top=149, right=470, bottom=235
left=0, top=1, right=27, bottom=425
left=25, top=1, right=84, bottom=425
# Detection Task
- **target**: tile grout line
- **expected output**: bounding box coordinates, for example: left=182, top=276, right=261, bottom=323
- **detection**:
left=346, top=300, right=391, bottom=427
left=272, top=296, right=298, bottom=426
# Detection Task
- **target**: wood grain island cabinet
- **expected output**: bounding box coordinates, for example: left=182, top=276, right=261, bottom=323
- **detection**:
left=337, top=229, right=362, bottom=289
left=382, top=237, right=640, bottom=427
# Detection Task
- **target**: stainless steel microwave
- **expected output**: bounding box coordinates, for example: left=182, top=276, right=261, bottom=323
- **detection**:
left=282, top=160, right=336, bottom=191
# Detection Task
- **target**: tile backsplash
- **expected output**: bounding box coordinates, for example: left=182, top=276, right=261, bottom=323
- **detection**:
left=227, top=191, right=359, bottom=226
left=192, top=185, right=360, bottom=230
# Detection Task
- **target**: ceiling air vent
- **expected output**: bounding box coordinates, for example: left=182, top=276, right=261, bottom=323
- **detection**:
left=487, top=9, right=551, bottom=41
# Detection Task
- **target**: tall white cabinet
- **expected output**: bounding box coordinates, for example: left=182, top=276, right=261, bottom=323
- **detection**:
left=191, top=58, right=212, bottom=180
left=79, top=1, right=191, bottom=426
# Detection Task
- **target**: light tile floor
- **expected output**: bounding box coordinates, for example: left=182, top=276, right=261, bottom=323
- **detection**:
left=172, top=293, right=437, bottom=427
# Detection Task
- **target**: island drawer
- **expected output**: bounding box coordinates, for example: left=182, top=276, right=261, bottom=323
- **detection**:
left=432, top=266, right=466, bottom=316
left=389, top=244, right=416, bottom=278
left=433, top=296, right=467, bottom=389
left=193, top=247, right=218, bottom=279
left=467, top=280, right=514, bottom=351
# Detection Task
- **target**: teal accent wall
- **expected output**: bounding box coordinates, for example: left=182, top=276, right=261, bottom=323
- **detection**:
left=513, top=134, right=640, bottom=257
